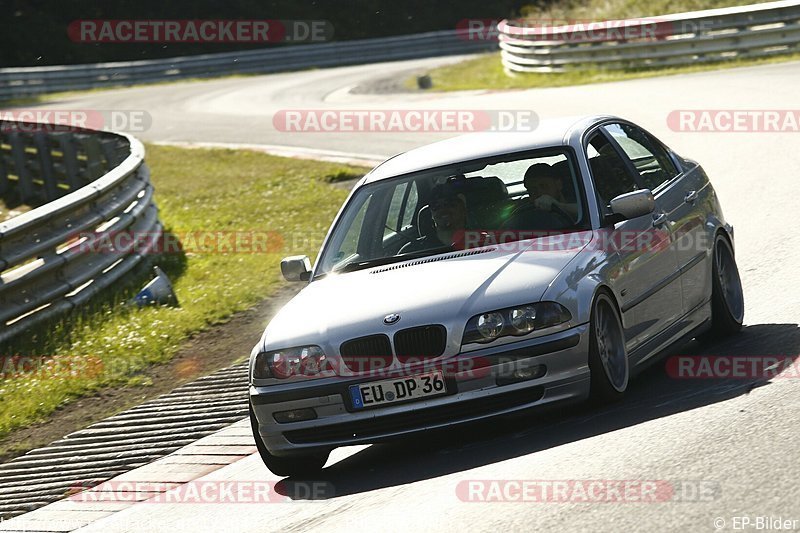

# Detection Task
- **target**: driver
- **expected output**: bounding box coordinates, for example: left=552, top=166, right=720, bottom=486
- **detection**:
left=523, top=163, right=578, bottom=220
left=400, top=182, right=468, bottom=253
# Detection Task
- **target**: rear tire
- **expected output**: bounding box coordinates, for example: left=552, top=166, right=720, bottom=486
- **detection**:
left=249, top=404, right=329, bottom=477
left=704, top=234, right=744, bottom=339
left=588, top=290, right=628, bottom=403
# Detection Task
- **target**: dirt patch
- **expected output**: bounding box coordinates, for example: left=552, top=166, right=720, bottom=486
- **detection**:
left=0, top=283, right=302, bottom=464
left=348, top=68, right=428, bottom=95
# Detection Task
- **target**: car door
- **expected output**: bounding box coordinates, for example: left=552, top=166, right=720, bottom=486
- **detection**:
left=586, top=129, right=682, bottom=355
left=602, top=122, right=709, bottom=316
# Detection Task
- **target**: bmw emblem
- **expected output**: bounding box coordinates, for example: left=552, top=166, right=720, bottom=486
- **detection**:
left=383, top=313, right=401, bottom=325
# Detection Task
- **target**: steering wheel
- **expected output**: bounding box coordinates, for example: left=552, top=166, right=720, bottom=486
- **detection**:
left=384, top=224, right=414, bottom=244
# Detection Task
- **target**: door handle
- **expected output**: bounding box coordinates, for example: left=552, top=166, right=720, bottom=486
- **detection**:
left=652, top=213, right=668, bottom=226
left=684, top=190, right=698, bottom=203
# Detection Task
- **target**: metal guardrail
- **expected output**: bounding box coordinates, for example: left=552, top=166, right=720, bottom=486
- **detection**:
left=499, top=0, right=800, bottom=73
left=0, top=30, right=497, bottom=99
left=0, top=123, right=160, bottom=343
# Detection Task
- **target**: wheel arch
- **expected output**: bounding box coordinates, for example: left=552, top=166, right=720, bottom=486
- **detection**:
left=714, top=225, right=735, bottom=252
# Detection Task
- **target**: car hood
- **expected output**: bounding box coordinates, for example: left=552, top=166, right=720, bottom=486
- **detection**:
left=257, top=233, right=592, bottom=352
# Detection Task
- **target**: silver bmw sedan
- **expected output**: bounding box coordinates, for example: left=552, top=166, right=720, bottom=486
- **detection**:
left=248, top=115, right=744, bottom=476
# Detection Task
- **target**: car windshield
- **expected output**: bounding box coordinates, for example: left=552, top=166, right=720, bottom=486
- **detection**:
left=315, top=148, right=589, bottom=277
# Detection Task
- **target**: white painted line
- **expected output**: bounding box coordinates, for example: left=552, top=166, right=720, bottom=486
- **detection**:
left=152, top=141, right=387, bottom=167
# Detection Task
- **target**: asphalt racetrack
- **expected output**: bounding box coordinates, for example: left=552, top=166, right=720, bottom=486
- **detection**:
left=10, top=55, right=800, bottom=532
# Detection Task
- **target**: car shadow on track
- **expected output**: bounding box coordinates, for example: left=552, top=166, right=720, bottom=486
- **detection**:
left=275, top=323, right=799, bottom=500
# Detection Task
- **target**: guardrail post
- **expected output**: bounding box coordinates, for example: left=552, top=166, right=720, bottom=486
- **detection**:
left=78, top=135, right=108, bottom=181
left=100, top=137, right=125, bottom=168
left=33, top=132, right=59, bottom=201
left=7, top=132, right=35, bottom=203
left=0, top=141, right=8, bottom=195
left=56, top=132, right=82, bottom=190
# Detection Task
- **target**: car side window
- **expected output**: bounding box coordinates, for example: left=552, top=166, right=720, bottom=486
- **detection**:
left=602, top=123, right=678, bottom=191
left=587, top=132, right=639, bottom=210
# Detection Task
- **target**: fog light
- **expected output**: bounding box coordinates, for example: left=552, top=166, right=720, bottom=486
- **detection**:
left=273, top=408, right=317, bottom=423
left=495, top=365, right=546, bottom=386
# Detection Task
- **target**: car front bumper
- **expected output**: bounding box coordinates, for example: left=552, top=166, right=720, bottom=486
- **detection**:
left=250, top=323, right=591, bottom=456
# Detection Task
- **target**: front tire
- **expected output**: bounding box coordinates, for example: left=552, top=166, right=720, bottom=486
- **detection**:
left=705, top=234, right=744, bottom=338
left=588, top=290, right=628, bottom=403
left=249, top=404, right=329, bottom=477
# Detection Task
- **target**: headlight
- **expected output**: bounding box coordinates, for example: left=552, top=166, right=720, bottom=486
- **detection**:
left=462, top=302, right=571, bottom=345
left=510, top=305, right=537, bottom=334
left=477, top=312, right=504, bottom=340
left=253, top=345, right=330, bottom=379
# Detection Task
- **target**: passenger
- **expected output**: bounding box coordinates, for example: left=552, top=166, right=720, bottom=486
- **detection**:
left=523, top=163, right=578, bottom=220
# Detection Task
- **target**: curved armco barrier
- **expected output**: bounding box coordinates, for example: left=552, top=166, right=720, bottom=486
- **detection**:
left=0, top=31, right=497, bottom=99
left=499, top=0, right=800, bottom=73
left=0, top=123, right=160, bottom=343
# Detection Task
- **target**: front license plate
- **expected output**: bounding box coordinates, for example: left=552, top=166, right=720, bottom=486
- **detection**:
left=349, top=370, right=447, bottom=410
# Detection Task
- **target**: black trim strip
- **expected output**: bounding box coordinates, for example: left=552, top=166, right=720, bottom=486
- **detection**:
left=622, top=268, right=683, bottom=313
left=680, top=251, right=706, bottom=273
left=628, top=296, right=711, bottom=362
left=622, top=250, right=707, bottom=313
left=478, top=333, right=580, bottom=361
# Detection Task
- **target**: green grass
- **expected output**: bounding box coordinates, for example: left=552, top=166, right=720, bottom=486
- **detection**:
left=515, top=0, right=773, bottom=21
left=416, top=0, right=793, bottom=92
left=0, top=145, right=366, bottom=439
left=417, top=50, right=800, bottom=92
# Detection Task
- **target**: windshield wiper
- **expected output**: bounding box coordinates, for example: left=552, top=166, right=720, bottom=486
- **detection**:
left=335, top=246, right=455, bottom=274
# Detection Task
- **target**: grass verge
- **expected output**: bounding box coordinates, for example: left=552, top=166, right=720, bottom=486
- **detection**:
left=0, top=144, right=366, bottom=440
left=415, top=50, right=800, bottom=92
left=514, top=0, right=774, bottom=22
left=413, top=0, right=794, bottom=92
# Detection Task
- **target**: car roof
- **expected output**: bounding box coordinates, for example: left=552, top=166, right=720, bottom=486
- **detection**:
left=363, top=114, right=614, bottom=183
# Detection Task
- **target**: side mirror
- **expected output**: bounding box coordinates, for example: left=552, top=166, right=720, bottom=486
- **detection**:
left=607, top=189, right=654, bottom=223
left=281, top=255, right=312, bottom=282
